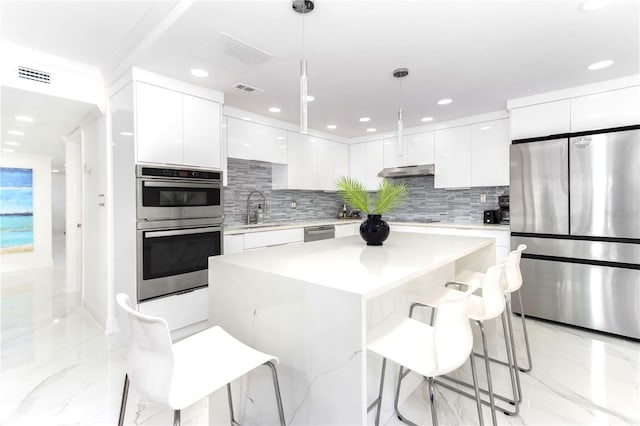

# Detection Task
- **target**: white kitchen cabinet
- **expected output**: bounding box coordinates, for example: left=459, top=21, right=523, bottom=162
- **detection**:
left=570, top=86, right=640, bottom=132
left=136, top=82, right=183, bottom=165
left=227, top=117, right=288, bottom=164
left=243, top=228, right=305, bottom=250
left=287, top=132, right=318, bottom=189
left=434, top=125, right=472, bottom=188
left=383, top=132, right=435, bottom=168
left=471, top=119, right=509, bottom=187
left=183, top=94, right=221, bottom=169
left=349, top=141, right=383, bottom=190
left=406, top=132, right=435, bottom=166
left=136, top=81, right=221, bottom=168
left=510, top=99, right=571, bottom=140
left=383, top=136, right=406, bottom=168
left=318, top=139, right=349, bottom=191
left=223, top=234, right=244, bottom=254
left=138, top=287, right=208, bottom=332
left=335, top=222, right=359, bottom=238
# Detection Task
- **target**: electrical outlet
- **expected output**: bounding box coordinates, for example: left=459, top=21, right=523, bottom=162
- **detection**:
left=480, top=193, right=487, bottom=203
left=290, top=200, right=297, bottom=209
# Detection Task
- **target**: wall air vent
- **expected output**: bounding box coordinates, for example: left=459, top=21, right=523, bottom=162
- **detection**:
left=17, top=66, right=52, bottom=84
left=233, top=82, right=265, bottom=94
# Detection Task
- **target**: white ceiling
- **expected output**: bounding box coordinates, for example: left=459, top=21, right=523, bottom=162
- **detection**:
left=1, top=0, right=638, bottom=157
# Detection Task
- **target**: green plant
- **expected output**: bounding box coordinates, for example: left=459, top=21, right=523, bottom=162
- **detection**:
left=336, top=176, right=407, bottom=215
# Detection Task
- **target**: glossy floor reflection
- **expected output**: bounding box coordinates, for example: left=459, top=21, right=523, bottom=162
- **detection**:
left=1, top=236, right=638, bottom=425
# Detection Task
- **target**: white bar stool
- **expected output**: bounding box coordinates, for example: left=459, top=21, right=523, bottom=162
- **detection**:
left=367, top=280, right=485, bottom=426
left=116, top=293, right=286, bottom=426
left=410, top=263, right=519, bottom=424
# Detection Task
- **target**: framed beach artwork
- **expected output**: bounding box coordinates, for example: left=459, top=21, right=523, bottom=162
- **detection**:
left=0, top=167, right=34, bottom=254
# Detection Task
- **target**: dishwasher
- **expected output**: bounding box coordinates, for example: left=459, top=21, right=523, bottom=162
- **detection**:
left=303, top=225, right=335, bottom=242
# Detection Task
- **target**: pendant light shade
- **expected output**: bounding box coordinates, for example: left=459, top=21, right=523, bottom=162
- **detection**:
left=393, top=67, right=409, bottom=156
left=300, top=59, right=308, bottom=134
left=294, top=0, right=314, bottom=134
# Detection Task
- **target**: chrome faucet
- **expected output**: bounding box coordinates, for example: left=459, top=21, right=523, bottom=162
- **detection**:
left=246, top=191, right=267, bottom=224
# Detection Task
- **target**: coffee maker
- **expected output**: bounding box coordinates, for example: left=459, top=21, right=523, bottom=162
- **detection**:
left=498, top=195, right=509, bottom=224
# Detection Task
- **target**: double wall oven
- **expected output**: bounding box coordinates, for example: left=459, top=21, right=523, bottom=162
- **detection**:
left=136, top=165, right=223, bottom=302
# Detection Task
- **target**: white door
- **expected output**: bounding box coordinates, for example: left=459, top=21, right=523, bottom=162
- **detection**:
left=65, top=130, right=83, bottom=294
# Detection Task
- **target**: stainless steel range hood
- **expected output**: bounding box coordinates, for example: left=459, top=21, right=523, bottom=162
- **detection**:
left=378, top=164, right=435, bottom=178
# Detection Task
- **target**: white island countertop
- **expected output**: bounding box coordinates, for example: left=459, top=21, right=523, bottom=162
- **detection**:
left=208, top=232, right=496, bottom=425
left=213, top=232, right=494, bottom=299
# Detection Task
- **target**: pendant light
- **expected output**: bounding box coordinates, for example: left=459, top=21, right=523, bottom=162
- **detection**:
left=393, top=67, right=409, bottom=156
left=293, top=0, right=314, bottom=134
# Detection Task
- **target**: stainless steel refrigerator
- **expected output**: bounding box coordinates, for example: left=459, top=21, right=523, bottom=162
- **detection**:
left=510, top=125, right=640, bottom=339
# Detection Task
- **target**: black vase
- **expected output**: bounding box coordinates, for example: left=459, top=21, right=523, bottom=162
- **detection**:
left=359, top=214, right=390, bottom=246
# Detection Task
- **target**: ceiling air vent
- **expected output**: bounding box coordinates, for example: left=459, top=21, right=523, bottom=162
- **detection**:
left=233, top=82, right=265, bottom=94
left=18, top=66, right=51, bottom=84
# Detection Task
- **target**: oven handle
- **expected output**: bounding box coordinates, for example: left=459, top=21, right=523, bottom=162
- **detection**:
left=145, top=227, right=221, bottom=238
left=143, top=181, right=221, bottom=189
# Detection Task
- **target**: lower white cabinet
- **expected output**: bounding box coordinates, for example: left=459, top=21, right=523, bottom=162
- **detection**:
left=138, top=287, right=208, bottom=332
left=335, top=222, right=360, bottom=238
left=223, top=234, right=244, bottom=254
left=242, top=228, right=305, bottom=250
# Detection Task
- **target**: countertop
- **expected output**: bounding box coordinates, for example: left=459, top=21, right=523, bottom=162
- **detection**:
left=212, top=232, right=495, bottom=298
left=224, top=218, right=510, bottom=235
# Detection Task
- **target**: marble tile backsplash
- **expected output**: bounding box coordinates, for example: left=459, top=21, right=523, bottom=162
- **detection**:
left=223, top=158, right=508, bottom=225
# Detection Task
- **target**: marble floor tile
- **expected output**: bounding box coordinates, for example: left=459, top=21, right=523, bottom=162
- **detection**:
left=1, top=235, right=639, bottom=425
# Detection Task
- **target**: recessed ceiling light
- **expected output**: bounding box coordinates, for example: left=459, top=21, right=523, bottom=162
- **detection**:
left=51, top=169, right=61, bottom=173
left=420, top=117, right=434, bottom=122
left=268, top=107, right=281, bottom=113
left=326, top=124, right=337, bottom=129
left=2, top=148, right=15, bottom=153
left=580, top=0, right=614, bottom=11
left=366, top=128, right=377, bottom=133
left=479, top=126, right=492, bottom=131
left=241, top=117, right=252, bottom=121
left=120, top=131, right=134, bottom=136
left=276, top=136, right=286, bottom=140
left=190, top=68, right=209, bottom=78
left=4, top=141, right=20, bottom=146
left=587, top=60, right=613, bottom=70
left=14, top=115, right=34, bottom=123
left=8, top=130, right=24, bottom=136
left=306, top=95, right=315, bottom=102
left=437, top=98, right=453, bottom=105
left=359, top=117, right=371, bottom=122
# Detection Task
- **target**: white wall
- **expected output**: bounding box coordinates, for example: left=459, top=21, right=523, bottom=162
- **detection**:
left=51, top=172, right=65, bottom=233
left=79, top=110, right=111, bottom=332
left=0, top=153, right=53, bottom=272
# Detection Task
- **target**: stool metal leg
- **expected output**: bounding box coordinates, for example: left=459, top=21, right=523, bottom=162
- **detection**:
left=478, top=321, right=498, bottom=426
left=263, top=361, right=286, bottom=426
left=173, top=410, right=180, bottom=426
left=118, top=374, right=129, bottom=426
left=500, top=310, right=520, bottom=415
left=427, top=377, right=438, bottom=426
left=516, top=290, right=533, bottom=372
left=372, top=358, right=387, bottom=426
left=505, top=299, right=523, bottom=404
left=469, top=354, right=484, bottom=426
left=393, top=365, right=420, bottom=426
left=226, top=383, right=240, bottom=426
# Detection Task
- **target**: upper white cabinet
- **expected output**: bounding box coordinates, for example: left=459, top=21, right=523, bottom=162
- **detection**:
left=406, top=132, right=435, bottom=166
left=383, top=132, right=435, bottom=168
left=471, top=119, right=509, bottom=187
left=287, top=132, right=318, bottom=190
left=183, top=95, right=221, bottom=169
left=434, top=126, right=472, bottom=188
left=350, top=140, right=383, bottom=191
left=135, top=82, right=221, bottom=168
left=570, top=86, right=640, bottom=132
left=510, top=99, right=571, bottom=140
left=318, top=139, right=349, bottom=191
left=227, top=117, right=288, bottom=164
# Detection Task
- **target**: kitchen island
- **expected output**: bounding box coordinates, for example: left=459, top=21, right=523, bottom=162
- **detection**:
left=208, top=232, right=495, bottom=425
